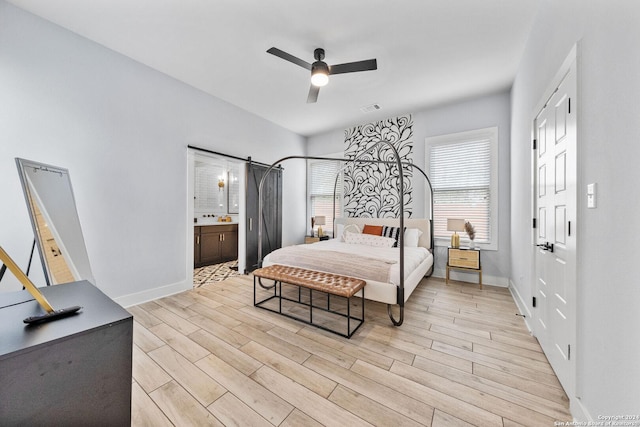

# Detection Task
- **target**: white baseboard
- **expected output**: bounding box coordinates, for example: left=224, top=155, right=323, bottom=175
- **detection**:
left=432, top=268, right=508, bottom=287
left=570, top=396, right=592, bottom=423
left=510, top=281, right=587, bottom=423
left=509, top=279, right=533, bottom=333
left=114, top=280, right=191, bottom=308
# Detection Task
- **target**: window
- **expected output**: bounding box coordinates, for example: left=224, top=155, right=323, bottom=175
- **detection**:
left=307, top=157, right=342, bottom=236
left=426, top=127, right=498, bottom=249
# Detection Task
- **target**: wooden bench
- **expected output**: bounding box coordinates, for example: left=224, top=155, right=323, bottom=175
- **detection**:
left=253, top=264, right=366, bottom=338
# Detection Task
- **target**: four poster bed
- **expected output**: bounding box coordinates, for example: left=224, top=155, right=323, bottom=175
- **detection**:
left=262, top=217, right=433, bottom=305
left=254, top=139, right=434, bottom=329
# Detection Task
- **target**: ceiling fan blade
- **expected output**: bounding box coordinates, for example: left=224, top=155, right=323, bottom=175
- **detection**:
left=307, top=85, right=320, bottom=103
left=329, top=58, right=377, bottom=75
left=267, top=47, right=312, bottom=70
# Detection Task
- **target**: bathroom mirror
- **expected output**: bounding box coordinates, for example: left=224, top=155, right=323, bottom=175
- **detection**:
left=16, top=158, right=95, bottom=286
left=194, top=161, right=227, bottom=215
left=228, top=167, right=240, bottom=214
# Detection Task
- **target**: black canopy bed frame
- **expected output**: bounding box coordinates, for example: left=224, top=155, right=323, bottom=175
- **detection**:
left=256, top=140, right=434, bottom=326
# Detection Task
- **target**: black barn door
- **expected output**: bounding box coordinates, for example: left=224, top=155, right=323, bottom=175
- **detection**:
left=245, top=162, right=282, bottom=272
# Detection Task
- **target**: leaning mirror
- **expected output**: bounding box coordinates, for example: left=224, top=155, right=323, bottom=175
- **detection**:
left=16, top=158, right=95, bottom=286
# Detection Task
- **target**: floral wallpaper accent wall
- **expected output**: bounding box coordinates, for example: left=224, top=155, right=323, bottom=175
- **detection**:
left=343, top=114, right=414, bottom=218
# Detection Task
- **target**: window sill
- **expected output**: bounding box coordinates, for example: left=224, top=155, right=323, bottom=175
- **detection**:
left=434, top=238, right=497, bottom=251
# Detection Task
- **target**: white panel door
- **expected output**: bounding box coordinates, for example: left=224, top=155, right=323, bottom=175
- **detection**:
left=533, top=58, right=577, bottom=396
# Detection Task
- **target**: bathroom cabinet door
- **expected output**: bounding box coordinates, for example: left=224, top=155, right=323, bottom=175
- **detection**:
left=194, top=227, right=201, bottom=265
left=199, top=228, right=222, bottom=266
left=220, top=229, right=238, bottom=262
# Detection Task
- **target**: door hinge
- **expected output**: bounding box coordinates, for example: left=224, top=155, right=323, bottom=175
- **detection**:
left=568, top=220, right=571, bottom=236
left=532, top=296, right=537, bottom=308
left=568, top=344, right=571, bottom=360
left=533, top=139, right=537, bottom=150
left=533, top=218, right=537, bottom=229
left=568, top=98, right=571, bottom=114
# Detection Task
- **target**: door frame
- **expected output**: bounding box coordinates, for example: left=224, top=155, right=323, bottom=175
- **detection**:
left=187, top=149, right=247, bottom=288
left=530, top=45, right=578, bottom=397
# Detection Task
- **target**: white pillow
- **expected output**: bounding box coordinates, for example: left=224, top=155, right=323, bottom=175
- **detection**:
left=337, top=223, right=361, bottom=242
left=404, top=228, right=423, bottom=247
left=345, top=232, right=396, bottom=248
left=344, top=223, right=361, bottom=236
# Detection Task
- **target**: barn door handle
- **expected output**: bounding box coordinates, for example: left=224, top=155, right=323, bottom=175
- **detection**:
left=536, top=242, right=554, bottom=253
left=249, top=217, right=253, bottom=231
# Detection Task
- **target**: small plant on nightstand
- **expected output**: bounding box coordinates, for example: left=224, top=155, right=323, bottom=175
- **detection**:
left=464, top=221, right=476, bottom=249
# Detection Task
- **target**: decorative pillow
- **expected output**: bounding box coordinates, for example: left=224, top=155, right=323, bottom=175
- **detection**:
left=362, top=224, right=383, bottom=236
left=344, top=232, right=395, bottom=248
left=404, top=228, right=423, bottom=247
left=342, top=224, right=361, bottom=241
left=336, top=223, right=362, bottom=242
left=382, top=226, right=406, bottom=247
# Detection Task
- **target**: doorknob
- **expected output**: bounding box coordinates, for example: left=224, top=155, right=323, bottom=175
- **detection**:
left=536, top=242, right=554, bottom=253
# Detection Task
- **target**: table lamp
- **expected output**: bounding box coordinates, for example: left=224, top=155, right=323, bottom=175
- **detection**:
left=447, top=218, right=465, bottom=249
left=315, top=216, right=326, bottom=237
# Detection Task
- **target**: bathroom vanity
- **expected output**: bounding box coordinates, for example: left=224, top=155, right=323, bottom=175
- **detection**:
left=194, top=223, right=238, bottom=267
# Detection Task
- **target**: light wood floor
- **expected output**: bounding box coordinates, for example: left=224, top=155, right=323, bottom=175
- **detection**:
left=128, top=275, right=571, bottom=426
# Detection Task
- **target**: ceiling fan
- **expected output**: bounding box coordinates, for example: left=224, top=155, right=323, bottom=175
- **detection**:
left=267, top=47, right=377, bottom=103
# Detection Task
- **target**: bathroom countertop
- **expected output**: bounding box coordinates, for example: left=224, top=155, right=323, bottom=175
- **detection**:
left=194, top=221, right=238, bottom=226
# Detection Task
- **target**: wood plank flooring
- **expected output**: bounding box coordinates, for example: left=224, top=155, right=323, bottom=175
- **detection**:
left=129, top=275, right=571, bottom=426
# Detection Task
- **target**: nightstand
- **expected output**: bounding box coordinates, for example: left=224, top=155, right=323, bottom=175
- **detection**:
left=305, top=235, right=329, bottom=244
left=446, top=248, right=482, bottom=289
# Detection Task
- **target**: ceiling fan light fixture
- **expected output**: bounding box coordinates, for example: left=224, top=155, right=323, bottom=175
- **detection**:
left=267, top=47, right=377, bottom=103
left=311, top=62, right=329, bottom=87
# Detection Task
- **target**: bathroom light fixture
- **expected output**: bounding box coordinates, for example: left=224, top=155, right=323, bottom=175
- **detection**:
left=218, top=176, right=225, bottom=191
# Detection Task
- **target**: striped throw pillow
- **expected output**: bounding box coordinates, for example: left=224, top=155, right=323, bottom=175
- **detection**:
left=381, top=226, right=406, bottom=248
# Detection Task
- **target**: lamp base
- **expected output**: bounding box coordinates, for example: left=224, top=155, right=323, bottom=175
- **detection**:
left=451, top=232, right=460, bottom=249
left=318, top=226, right=323, bottom=237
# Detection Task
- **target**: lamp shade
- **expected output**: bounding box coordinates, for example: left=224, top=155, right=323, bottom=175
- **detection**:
left=314, top=216, right=326, bottom=226
left=447, top=218, right=466, bottom=232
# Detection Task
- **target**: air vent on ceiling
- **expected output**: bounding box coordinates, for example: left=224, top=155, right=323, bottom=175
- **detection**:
left=360, top=104, right=381, bottom=113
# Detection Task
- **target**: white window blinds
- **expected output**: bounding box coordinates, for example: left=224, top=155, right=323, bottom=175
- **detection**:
left=429, top=129, right=497, bottom=244
left=309, top=160, right=342, bottom=235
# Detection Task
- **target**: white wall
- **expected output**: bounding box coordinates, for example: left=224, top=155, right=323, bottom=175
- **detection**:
left=0, top=2, right=306, bottom=303
left=307, top=92, right=511, bottom=286
left=510, top=0, right=640, bottom=418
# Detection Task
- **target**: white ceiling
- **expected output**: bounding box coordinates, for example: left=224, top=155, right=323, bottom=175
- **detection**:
left=7, top=0, right=540, bottom=137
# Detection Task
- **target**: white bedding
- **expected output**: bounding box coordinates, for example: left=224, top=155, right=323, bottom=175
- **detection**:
left=281, top=240, right=428, bottom=285
left=262, top=239, right=433, bottom=305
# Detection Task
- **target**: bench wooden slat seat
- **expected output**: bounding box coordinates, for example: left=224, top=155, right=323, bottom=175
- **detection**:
left=253, top=264, right=366, bottom=338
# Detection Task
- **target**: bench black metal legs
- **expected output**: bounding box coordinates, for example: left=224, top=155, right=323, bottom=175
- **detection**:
left=253, top=276, right=365, bottom=338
